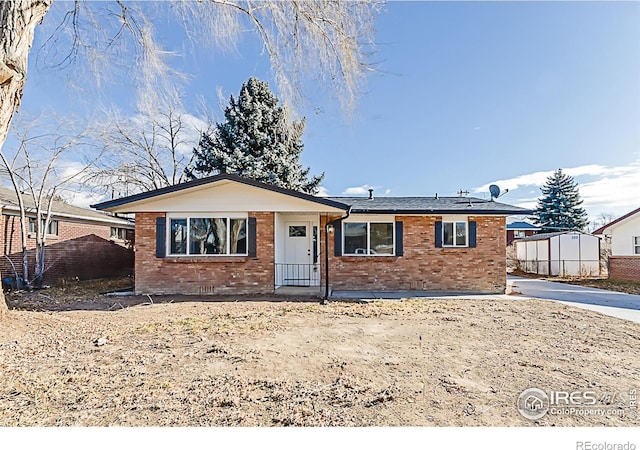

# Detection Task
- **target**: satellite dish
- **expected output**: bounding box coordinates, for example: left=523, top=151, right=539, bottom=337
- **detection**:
left=489, top=184, right=501, bottom=200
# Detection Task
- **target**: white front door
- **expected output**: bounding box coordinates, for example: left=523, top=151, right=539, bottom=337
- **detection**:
left=283, top=222, right=312, bottom=286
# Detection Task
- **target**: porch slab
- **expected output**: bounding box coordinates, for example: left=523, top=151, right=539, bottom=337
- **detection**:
left=275, top=286, right=323, bottom=296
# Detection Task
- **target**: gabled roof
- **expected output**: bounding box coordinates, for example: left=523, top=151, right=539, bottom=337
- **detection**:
left=91, top=173, right=350, bottom=212
left=514, top=231, right=598, bottom=242
left=592, top=207, right=640, bottom=235
left=326, top=196, right=531, bottom=215
left=506, top=221, right=541, bottom=231
left=0, top=187, right=133, bottom=227
left=91, top=174, right=531, bottom=216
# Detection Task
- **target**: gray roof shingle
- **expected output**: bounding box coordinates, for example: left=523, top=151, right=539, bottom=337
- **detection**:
left=514, top=231, right=597, bottom=242
left=326, top=196, right=531, bottom=215
left=91, top=174, right=530, bottom=216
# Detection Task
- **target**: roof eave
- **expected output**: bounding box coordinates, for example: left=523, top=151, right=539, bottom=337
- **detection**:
left=1, top=204, right=133, bottom=226
left=92, top=174, right=350, bottom=212
left=349, top=208, right=533, bottom=215
left=592, top=207, right=640, bottom=235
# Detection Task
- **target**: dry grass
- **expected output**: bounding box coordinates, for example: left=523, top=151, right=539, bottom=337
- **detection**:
left=558, top=278, right=640, bottom=296
left=1, top=290, right=639, bottom=426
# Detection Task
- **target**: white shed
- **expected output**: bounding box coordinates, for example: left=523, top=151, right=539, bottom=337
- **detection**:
left=514, top=231, right=601, bottom=277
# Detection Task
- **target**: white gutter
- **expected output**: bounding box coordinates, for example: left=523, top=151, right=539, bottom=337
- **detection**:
left=0, top=205, right=134, bottom=227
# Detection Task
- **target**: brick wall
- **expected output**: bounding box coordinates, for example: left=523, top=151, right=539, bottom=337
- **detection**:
left=134, top=212, right=275, bottom=295
left=134, top=213, right=507, bottom=295
left=1, top=214, right=134, bottom=285
left=326, top=215, right=507, bottom=293
left=609, top=256, right=640, bottom=282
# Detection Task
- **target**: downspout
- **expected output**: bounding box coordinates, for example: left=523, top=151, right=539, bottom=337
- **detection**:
left=323, top=207, right=351, bottom=303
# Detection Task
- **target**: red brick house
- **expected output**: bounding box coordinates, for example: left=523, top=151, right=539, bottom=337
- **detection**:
left=506, top=220, right=540, bottom=246
left=593, top=207, right=640, bottom=282
left=93, top=174, right=529, bottom=296
left=0, top=187, right=134, bottom=286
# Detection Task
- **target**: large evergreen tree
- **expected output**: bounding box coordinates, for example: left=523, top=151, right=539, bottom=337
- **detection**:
left=535, top=169, right=589, bottom=232
left=186, top=77, right=324, bottom=194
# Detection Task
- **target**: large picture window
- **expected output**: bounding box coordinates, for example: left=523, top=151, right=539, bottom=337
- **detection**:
left=169, top=216, right=247, bottom=256
left=343, top=222, right=394, bottom=255
left=443, top=221, right=468, bottom=247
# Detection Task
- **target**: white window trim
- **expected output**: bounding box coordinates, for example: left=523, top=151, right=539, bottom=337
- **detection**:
left=342, top=221, right=395, bottom=256
left=28, top=217, right=59, bottom=236
left=110, top=227, right=130, bottom=241
left=166, top=213, right=248, bottom=257
left=634, top=236, right=640, bottom=255
left=443, top=221, right=468, bottom=248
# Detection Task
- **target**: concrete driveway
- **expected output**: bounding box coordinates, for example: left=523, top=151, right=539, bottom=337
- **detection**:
left=508, top=275, right=640, bottom=324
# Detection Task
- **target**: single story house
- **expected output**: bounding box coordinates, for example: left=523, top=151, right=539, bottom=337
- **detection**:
left=92, top=174, right=530, bottom=296
left=506, top=220, right=540, bottom=246
left=514, top=231, right=601, bottom=277
left=0, top=187, right=134, bottom=286
left=593, top=207, right=640, bottom=282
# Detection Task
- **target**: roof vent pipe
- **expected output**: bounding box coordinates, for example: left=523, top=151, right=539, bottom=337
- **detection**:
left=368, top=188, right=374, bottom=200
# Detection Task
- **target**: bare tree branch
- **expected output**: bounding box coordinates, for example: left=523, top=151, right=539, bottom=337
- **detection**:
left=85, top=99, right=207, bottom=197
left=0, top=115, right=103, bottom=287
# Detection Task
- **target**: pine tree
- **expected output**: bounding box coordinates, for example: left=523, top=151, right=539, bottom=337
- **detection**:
left=535, top=169, right=589, bottom=232
left=186, top=77, right=324, bottom=194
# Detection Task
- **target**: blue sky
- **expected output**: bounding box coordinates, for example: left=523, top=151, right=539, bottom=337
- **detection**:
left=11, top=1, right=640, bottom=222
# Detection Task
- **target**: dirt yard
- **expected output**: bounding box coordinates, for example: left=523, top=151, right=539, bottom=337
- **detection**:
left=1, top=280, right=639, bottom=426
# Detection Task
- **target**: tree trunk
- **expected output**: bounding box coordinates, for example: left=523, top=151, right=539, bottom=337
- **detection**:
left=0, top=0, right=52, bottom=315
left=0, top=0, right=51, bottom=149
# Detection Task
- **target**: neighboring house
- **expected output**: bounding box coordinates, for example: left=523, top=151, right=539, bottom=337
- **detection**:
left=593, top=207, right=640, bottom=282
left=506, top=220, right=540, bottom=246
left=93, top=174, right=529, bottom=296
left=0, top=187, right=134, bottom=286
left=514, top=231, right=601, bottom=277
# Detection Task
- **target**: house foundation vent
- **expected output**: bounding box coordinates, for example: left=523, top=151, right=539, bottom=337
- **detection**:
left=199, top=285, right=216, bottom=294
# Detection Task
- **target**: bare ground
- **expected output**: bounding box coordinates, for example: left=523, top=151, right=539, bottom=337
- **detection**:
left=1, top=280, right=639, bottom=426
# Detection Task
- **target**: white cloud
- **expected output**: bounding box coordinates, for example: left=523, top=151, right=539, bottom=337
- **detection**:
left=580, top=168, right=640, bottom=212
left=316, top=186, right=329, bottom=197
left=128, top=111, right=208, bottom=156
left=60, top=190, right=105, bottom=209
left=473, top=164, right=633, bottom=194
left=342, top=184, right=389, bottom=196
left=475, top=162, right=640, bottom=220
left=342, top=184, right=377, bottom=195
left=57, top=160, right=86, bottom=180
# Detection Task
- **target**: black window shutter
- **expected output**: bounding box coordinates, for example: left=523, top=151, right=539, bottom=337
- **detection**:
left=156, top=216, right=166, bottom=258
left=395, top=221, right=404, bottom=256
left=435, top=221, right=443, bottom=248
left=334, top=219, right=343, bottom=256
left=248, top=217, right=257, bottom=257
left=468, top=221, right=477, bottom=248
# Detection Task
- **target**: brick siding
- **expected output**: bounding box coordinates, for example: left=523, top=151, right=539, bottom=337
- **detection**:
left=609, top=256, right=640, bottom=282
left=134, top=212, right=275, bottom=295
left=326, top=215, right=507, bottom=293
left=134, top=213, right=507, bottom=295
left=1, top=214, right=134, bottom=285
